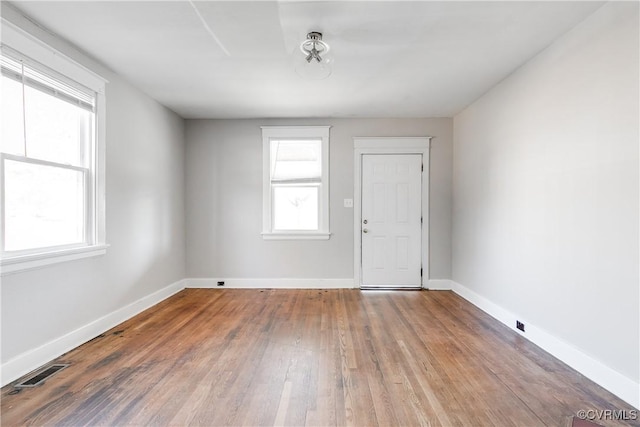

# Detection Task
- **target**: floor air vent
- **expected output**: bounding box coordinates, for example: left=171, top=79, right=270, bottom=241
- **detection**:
left=15, top=364, right=69, bottom=388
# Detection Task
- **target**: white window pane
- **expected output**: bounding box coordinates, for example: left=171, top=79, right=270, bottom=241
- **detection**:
left=273, top=186, right=319, bottom=231
left=271, top=139, right=321, bottom=182
left=24, top=85, right=90, bottom=167
left=4, top=159, right=85, bottom=251
left=1, top=75, right=26, bottom=156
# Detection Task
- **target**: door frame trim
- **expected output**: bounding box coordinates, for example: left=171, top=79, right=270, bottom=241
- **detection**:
left=353, top=137, right=431, bottom=289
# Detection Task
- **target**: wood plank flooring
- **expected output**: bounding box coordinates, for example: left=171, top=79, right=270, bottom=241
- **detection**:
left=1, top=289, right=637, bottom=426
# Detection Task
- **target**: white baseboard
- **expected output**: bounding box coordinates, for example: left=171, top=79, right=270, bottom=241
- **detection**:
left=451, top=280, right=640, bottom=409
left=1, top=279, right=186, bottom=387
left=425, top=279, right=453, bottom=290
left=186, top=278, right=355, bottom=289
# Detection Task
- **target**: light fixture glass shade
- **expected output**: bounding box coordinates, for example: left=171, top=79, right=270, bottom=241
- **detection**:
left=294, top=57, right=332, bottom=80
left=294, top=32, right=332, bottom=80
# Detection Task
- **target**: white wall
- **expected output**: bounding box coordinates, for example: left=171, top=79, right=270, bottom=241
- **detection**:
left=185, top=118, right=452, bottom=281
left=1, top=7, right=186, bottom=378
left=452, top=1, right=639, bottom=405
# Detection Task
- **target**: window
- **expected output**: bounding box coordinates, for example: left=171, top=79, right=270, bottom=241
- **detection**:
left=261, top=126, right=330, bottom=239
left=0, top=34, right=106, bottom=274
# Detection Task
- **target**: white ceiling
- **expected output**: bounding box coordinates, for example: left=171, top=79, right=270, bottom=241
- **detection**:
left=8, top=1, right=604, bottom=119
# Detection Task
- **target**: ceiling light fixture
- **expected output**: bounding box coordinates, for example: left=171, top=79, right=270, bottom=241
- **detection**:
left=295, top=31, right=332, bottom=80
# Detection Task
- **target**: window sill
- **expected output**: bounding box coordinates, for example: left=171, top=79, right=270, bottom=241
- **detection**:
left=1, top=244, right=109, bottom=276
left=261, top=232, right=331, bottom=241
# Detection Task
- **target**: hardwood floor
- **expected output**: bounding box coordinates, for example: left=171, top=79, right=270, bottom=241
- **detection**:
left=1, top=289, right=637, bottom=426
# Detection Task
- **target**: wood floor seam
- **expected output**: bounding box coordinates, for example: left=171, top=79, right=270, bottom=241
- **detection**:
left=1, top=289, right=635, bottom=427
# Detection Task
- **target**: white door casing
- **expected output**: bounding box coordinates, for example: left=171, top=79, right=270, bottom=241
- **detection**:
left=353, top=137, right=431, bottom=289
left=361, top=154, right=422, bottom=288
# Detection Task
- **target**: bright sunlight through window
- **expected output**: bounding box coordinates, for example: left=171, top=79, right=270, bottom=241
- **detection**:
left=0, top=42, right=106, bottom=271
left=262, top=126, right=330, bottom=239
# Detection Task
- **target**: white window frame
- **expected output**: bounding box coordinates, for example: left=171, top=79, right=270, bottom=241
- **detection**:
left=0, top=19, right=108, bottom=275
left=261, top=126, right=331, bottom=240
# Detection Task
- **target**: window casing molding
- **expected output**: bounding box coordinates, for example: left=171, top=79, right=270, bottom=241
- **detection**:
left=261, top=126, right=331, bottom=240
left=0, top=18, right=108, bottom=275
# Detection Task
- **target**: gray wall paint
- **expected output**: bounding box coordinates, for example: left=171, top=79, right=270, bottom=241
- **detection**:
left=452, top=2, right=639, bottom=382
left=1, top=10, right=186, bottom=363
left=186, top=118, right=452, bottom=279
left=0, top=0, right=635, bottom=407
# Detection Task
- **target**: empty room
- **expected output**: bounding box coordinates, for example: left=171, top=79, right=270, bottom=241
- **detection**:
left=0, top=1, right=638, bottom=426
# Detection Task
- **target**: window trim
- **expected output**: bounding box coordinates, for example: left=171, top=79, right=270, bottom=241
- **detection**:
left=0, top=18, right=108, bottom=275
left=1, top=245, right=109, bottom=276
left=261, top=126, right=331, bottom=240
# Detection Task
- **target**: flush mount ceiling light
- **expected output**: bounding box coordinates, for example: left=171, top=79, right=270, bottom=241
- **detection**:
left=294, top=31, right=332, bottom=80
left=301, top=31, right=329, bottom=63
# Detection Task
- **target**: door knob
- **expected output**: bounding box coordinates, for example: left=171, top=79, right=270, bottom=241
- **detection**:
left=363, top=228, right=369, bottom=233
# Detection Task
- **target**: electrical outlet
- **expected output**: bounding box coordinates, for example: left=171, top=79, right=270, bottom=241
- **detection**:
left=217, top=281, right=225, bottom=287
left=516, top=321, right=525, bottom=332
left=344, top=198, right=353, bottom=208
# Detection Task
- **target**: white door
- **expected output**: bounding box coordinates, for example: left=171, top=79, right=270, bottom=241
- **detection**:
left=361, top=154, right=422, bottom=288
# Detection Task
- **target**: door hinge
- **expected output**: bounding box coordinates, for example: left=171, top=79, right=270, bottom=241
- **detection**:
left=420, top=268, right=423, bottom=277
left=421, top=216, right=423, bottom=224
left=421, top=163, right=424, bottom=172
